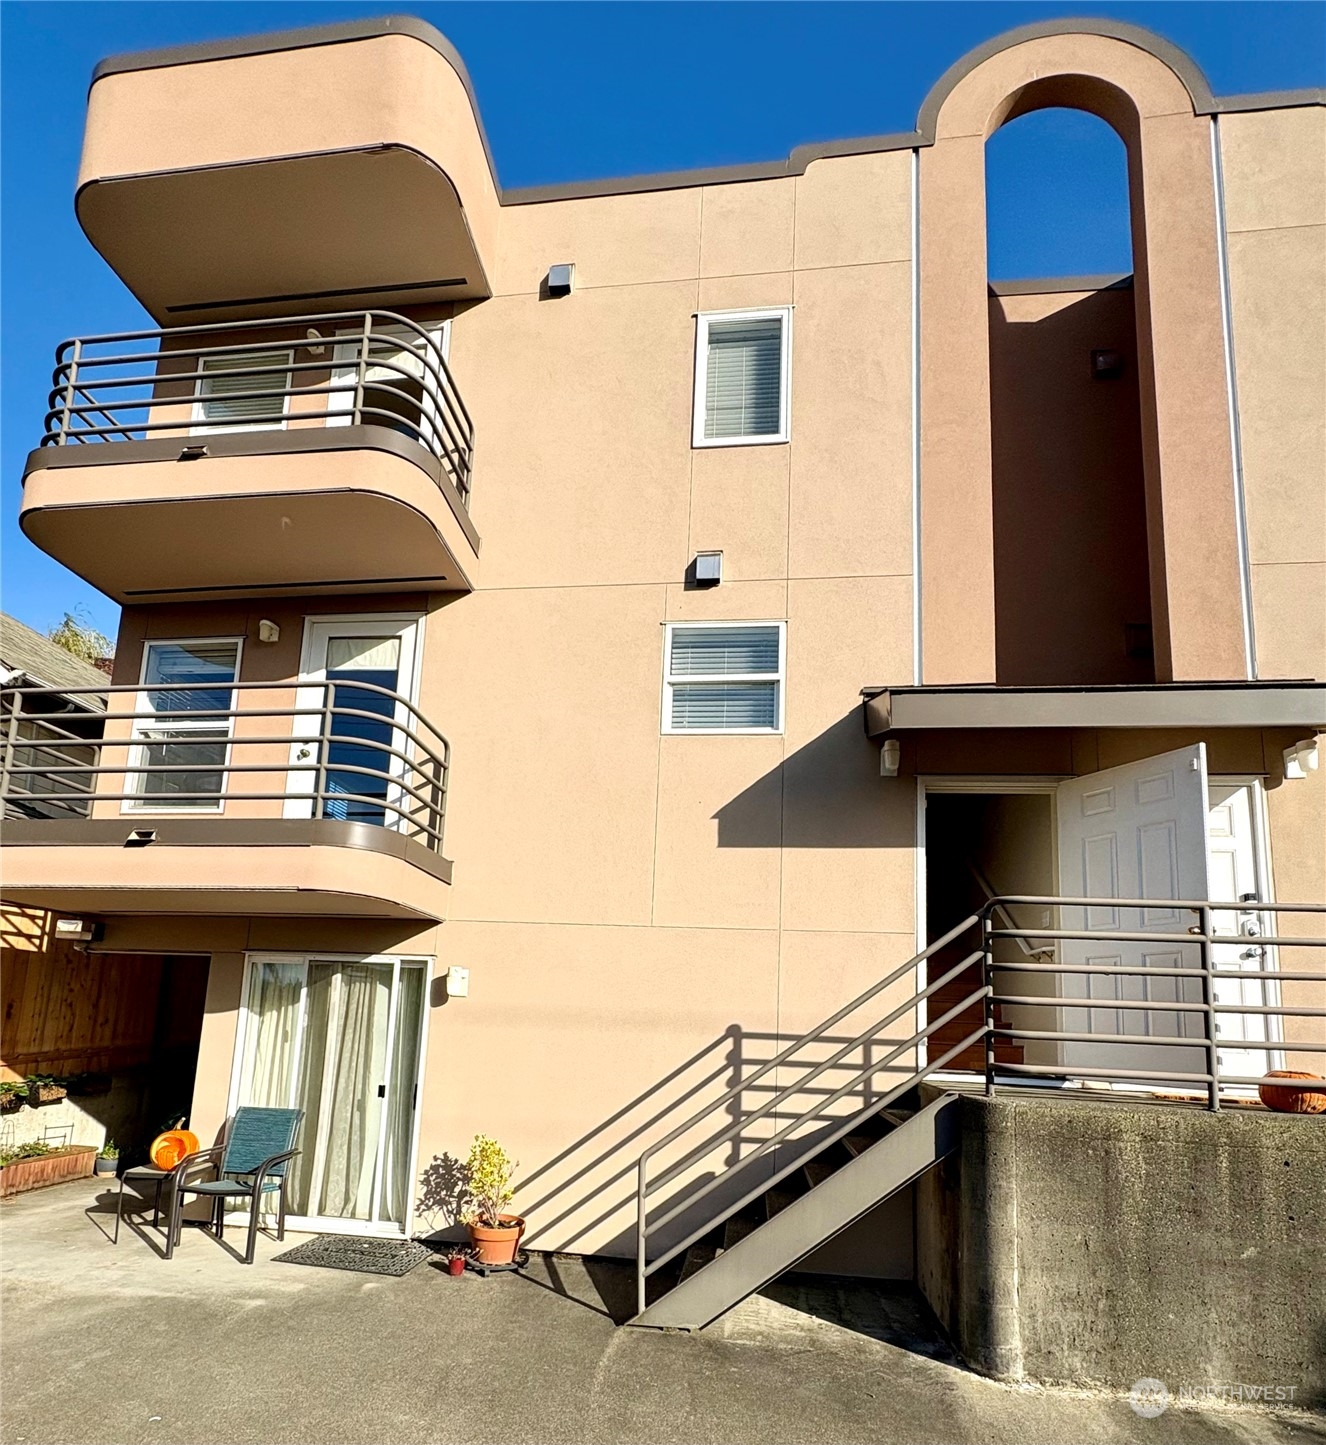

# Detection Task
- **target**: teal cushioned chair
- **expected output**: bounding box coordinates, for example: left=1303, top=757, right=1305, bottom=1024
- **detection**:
left=166, top=1106, right=303, bottom=1264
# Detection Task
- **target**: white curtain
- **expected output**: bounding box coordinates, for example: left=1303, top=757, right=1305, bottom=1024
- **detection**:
left=240, top=961, right=304, bottom=1110
left=298, top=963, right=390, bottom=1220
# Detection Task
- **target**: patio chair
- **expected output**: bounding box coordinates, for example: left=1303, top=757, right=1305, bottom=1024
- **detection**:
left=166, top=1106, right=303, bottom=1264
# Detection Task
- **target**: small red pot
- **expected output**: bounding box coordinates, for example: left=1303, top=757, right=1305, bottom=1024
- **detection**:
left=447, top=1255, right=465, bottom=1277
left=467, top=1214, right=525, bottom=1266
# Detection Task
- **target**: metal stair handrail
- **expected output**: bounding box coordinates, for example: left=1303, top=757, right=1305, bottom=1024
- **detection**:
left=634, top=896, right=1326, bottom=1317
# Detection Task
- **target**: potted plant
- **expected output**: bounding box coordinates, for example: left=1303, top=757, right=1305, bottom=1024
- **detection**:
left=439, top=1245, right=470, bottom=1277
left=0, top=1082, right=27, bottom=1113
left=94, top=1140, right=120, bottom=1177
left=1259, top=1070, right=1326, bottom=1114
left=462, top=1134, right=524, bottom=1266
left=23, top=1075, right=67, bottom=1107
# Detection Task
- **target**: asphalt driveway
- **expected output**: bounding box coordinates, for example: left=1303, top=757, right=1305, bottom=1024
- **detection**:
left=2, top=1178, right=1321, bottom=1445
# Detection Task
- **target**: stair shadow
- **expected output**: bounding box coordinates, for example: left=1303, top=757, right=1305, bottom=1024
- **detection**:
left=416, top=1017, right=945, bottom=1322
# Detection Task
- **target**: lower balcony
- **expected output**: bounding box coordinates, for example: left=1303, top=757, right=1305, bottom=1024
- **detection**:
left=19, top=311, right=479, bottom=603
left=0, top=679, right=453, bottom=923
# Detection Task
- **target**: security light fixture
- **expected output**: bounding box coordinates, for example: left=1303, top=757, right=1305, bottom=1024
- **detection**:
left=446, top=965, right=470, bottom=998
left=54, top=918, right=103, bottom=944
left=1284, top=739, right=1320, bottom=780
left=546, top=263, right=575, bottom=297
left=880, top=740, right=901, bottom=778
left=257, top=620, right=280, bottom=644
left=694, top=551, right=723, bottom=586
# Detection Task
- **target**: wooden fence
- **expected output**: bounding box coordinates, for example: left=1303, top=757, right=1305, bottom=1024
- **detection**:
left=1, top=906, right=167, bottom=1078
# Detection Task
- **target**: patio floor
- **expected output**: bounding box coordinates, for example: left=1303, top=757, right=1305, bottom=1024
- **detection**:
left=2, top=1178, right=1321, bottom=1445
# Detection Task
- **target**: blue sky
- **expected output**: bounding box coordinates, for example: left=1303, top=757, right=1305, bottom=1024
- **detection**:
left=2, top=2, right=1322, bottom=642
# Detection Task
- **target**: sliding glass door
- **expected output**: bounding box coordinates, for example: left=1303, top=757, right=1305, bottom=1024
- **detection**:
left=233, top=955, right=428, bottom=1234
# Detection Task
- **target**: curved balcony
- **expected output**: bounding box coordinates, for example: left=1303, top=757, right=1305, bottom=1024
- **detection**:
left=77, top=17, right=498, bottom=322
left=19, top=311, right=480, bottom=602
left=0, top=679, right=453, bottom=922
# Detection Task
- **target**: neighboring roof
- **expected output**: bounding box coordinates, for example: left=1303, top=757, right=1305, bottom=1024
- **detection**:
left=87, top=15, right=1326, bottom=206
left=0, top=613, right=109, bottom=699
left=861, top=682, right=1326, bottom=736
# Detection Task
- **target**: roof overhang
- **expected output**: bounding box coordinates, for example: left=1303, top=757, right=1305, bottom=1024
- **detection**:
left=862, top=683, right=1326, bottom=738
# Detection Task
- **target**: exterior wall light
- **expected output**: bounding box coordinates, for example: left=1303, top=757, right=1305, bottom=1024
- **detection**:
left=546, top=263, right=575, bottom=297
left=1284, top=739, right=1320, bottom=780
left=257, top=620, right=280, bottom=644
left=880, top=739, right=901, bottom=778
left=446, top=965, right=470, bottom=998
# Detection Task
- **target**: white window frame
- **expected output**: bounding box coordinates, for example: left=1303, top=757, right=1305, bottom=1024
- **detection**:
left=692, top=306, right=792, bottom=448
left=189, top=348, right=293, bottom=436
left=122, top=636, right=244, bottom=815
left=661, top=619, right=786, bottom=736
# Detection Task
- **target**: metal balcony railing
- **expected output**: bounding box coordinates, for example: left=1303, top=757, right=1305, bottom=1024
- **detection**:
left=39, top=311, right=475, bottom=507
left=634, top=897, right=1326, bottom=1314
left=0, top=680, right=452, bottom=856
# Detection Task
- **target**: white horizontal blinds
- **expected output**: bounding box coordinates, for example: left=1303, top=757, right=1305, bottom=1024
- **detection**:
left=143, top=641, right=239, bottom=714
left=670, top=626, right=780, bottom=676
left=704, top=316, right=784, bottom=439
left=668, top=625, right=781, bottom=732
left=199, top=350, right=290, bottom=428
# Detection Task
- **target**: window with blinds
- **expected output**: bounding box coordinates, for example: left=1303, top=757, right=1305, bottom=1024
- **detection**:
left=129, top=639, right=242, bottom=811
left=663, top=623, right=785, bottom=733
left=693, top=309, right=790, bottom=446
left=195, top=350, right=292, bottom=432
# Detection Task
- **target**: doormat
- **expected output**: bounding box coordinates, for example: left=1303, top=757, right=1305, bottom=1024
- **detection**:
left=273, top=1235, right=433, bottom=1277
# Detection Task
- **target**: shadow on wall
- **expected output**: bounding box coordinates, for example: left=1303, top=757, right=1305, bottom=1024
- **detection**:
left=714, top=710, right=912, bottom=849
left=417, top=1020, right=918, bottom=1265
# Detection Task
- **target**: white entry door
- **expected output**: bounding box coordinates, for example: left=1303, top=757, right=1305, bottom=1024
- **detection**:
left=1055, top=744, right=1211, bottom=1081
left=232, top=955, right=429, bottom=1235
left=285, top=616, right=422, bottom=831
left=1206, top=784, right=1280, bottom=1082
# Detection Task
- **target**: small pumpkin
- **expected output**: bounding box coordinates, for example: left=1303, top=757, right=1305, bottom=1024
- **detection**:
left=149, top=1129, right=201, bottom=1170
left=1258, top=1070, right=1326, bottom=1115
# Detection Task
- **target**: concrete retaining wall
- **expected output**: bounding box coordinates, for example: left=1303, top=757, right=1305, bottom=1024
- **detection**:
left=915, top=1091, right=1326, bottom=1402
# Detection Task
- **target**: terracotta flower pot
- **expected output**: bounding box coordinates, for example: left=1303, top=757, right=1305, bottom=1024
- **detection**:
left=467, top=1215, right=525, bottom=1266
left=447, top=1255, right=466, bottom=1277
left=1259, top=1070, right=1326, bottom=1114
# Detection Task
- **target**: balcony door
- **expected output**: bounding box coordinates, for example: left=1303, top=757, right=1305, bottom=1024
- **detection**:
left=231, top=954, right=429, bottom=1235
left=284, top=616, right=423, bottom=832
left=327, top=320, right=449, bottom=454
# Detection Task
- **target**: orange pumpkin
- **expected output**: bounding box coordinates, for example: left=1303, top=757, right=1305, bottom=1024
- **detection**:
left=149, top=1129, right=200, bottom=1170
left=1258, top=1071, right=1326, bottom=1115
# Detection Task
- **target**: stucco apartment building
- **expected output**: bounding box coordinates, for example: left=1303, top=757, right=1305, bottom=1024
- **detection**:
left=3, top=15, right=1323, bottom=1348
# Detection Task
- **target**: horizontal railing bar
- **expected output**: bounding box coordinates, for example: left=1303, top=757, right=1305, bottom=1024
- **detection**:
left=646, top=985, right=989, bottom=1235
left=986, top=895, right=1326, bottom=914
left=648, top=948, right=985, bottom=1198
left=993, top=993, right=1326, bottom=1014
left=638, top=913, right=983, bottom=1172
left=989, top=959, right=1325, bottom=981
left=54, top=307, right=455, bottom=352
left=643, top=1023, right=988, bottom=1277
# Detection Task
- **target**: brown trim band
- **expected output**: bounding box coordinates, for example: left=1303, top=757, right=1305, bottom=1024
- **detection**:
left=2, top=815, right=454, bottom=884
left=22, top=423, right=482, bottom=557
left=861, top=682, right=1326, bottom=736
left=87, top=15, right=1324, bottom=206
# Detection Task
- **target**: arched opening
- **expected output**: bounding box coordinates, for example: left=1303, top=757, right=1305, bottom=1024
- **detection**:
left=984, top=108, right=1156, bottom=685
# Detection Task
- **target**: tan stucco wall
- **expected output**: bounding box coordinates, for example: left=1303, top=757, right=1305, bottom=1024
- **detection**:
left=36, top=29, right=1326, bottom=1263
left=1220, top=107, right=1326, bottom=684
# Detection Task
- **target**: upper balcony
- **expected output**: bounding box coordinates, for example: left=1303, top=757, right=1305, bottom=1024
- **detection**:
left=0, top=676, right=453, bottom=923
left=75, top=17, right=499, bottom=323
left=19, top=311, right=480, bottom=602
